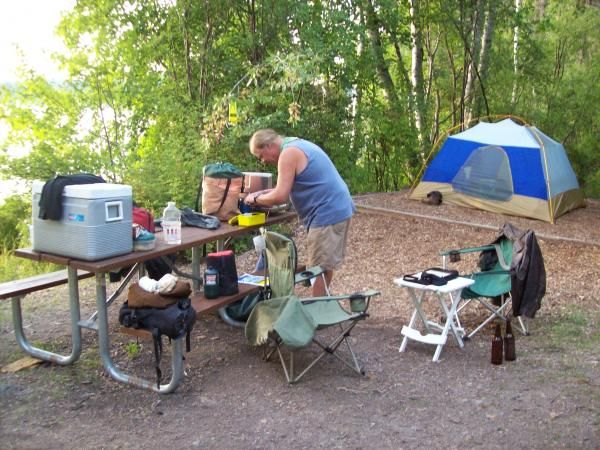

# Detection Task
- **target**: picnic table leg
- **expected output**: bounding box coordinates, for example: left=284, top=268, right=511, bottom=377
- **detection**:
left=94, top=272, right=184, bottom=394
left=10, top=267, right=83, bottom=365
left=192, top=246, right=202, bottom=294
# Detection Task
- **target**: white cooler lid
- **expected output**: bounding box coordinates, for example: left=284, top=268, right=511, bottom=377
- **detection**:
left=33, top=180, right=132, bottom=199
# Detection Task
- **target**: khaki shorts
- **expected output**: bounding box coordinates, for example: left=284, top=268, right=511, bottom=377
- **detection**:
left=306, top=218, right=351, bottom=271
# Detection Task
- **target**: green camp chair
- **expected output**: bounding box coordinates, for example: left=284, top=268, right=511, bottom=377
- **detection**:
left=440, top=236, right=528, bottom=339
left=245, top=230, right=380, bottom=383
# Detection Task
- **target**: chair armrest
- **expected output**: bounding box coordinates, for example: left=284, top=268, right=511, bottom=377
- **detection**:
left=439, top=245, right=495, bottom=256
left=470, top=269, right=513, bottom=277
left=294, top=265, right=325, bottom=285
left=300, top=289, right=380, bottom=317
left=300, top=289, right=380, bottom=304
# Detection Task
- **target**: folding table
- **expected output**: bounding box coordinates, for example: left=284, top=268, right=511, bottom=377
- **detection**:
left=394, top=274, right=475, bottom=362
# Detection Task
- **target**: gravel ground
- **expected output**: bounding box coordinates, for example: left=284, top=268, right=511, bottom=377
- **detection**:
left=1, top=191, right=599, bottom=449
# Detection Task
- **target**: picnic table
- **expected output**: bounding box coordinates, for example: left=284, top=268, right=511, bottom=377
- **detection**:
left=7, top=211, right=295, bottom=394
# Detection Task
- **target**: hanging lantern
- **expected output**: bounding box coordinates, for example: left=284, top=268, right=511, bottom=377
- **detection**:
left=228, top=100, right=238, bottom=125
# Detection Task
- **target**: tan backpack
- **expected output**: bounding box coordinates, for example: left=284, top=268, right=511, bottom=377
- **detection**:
left=197, top=163, right=243, bottom=221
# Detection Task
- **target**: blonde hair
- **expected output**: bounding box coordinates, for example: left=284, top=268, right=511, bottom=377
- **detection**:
left=249, top=129, right=281, bottom=156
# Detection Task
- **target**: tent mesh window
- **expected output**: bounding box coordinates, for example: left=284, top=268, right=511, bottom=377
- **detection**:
left=452, top=145, right=514, bottom=201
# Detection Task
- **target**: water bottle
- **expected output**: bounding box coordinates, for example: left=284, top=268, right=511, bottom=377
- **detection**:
left=162, top=201, right=181, bottom=244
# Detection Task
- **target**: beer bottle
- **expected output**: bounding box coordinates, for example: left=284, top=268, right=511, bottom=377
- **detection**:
left=491, top=323, right=503, bottom=365
left=504, top=319, right=517, bottom=361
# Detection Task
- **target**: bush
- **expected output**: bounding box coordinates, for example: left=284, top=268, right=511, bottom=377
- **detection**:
left=0, top=195, right=30, bottom=252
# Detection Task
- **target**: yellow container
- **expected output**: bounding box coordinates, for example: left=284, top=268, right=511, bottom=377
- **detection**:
left=232, top=212, right=266, bottom=227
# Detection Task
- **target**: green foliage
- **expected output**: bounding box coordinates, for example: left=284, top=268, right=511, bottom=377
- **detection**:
left=124, top=342, right=142, bottom=359
left=0, top=0, right=598, bottom=215
left=548, top=308, right=600, bottom=351
left=0, top=194, right=61, bottom=282
left=0, top=251, right=60, bottom=283
left=0, top=195, right=30, bottom=252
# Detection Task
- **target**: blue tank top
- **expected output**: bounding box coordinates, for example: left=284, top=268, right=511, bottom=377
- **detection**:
left=282, top=138, right=355, bottom=230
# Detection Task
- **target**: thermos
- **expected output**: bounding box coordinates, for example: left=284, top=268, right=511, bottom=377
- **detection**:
left=204, top=266, right=220, bottom=299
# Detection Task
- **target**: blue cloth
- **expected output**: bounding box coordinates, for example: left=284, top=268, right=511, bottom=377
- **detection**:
left=282, top=138, right=354, bottom=230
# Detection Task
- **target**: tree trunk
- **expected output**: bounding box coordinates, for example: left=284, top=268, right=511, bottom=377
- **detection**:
left=363, top=0, right=399, bottom=105
left=535, top=0, right=548, bottom=19
left=177, top=1, right=195, bottom=102
left=511, top=0, right=522, bottom=108
left=464, top=0, right=485, bottom=125
left=408, top=0, right=426, bottom=148
left=473, top=0, right=496, bottom=119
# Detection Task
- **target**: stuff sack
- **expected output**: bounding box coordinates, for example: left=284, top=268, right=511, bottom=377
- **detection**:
left=206, top=250, right=239, bottom=296
left=225, top=290, right=266, bottom=322
left=127, top=280, right=192, bottom=309
left=198, top=162, right=243, bottom=221
left=119, top=298, right=196, bottom=387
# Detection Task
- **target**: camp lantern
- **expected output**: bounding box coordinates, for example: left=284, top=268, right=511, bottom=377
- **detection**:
left=228, top=100, right=238, bottom=125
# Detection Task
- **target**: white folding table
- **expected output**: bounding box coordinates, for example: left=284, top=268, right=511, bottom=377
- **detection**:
left=394, top=274, right=475, bottom=362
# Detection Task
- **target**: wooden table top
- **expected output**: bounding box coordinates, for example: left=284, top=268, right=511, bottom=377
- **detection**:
left=16, top=211, right=296, bottom=272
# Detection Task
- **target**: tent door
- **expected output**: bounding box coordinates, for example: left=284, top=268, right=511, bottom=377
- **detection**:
left=452, top=145, right=514, bottom=201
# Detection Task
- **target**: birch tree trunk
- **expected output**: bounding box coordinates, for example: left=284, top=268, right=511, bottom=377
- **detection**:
left=511, top=0, right=522, bottom=107
left=473, top=0, right=496, bottom=119
left=409, top=0, right=426, bottom=148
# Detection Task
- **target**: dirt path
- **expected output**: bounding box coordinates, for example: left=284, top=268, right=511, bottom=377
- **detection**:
left=1, top=193, right=599, bottom=449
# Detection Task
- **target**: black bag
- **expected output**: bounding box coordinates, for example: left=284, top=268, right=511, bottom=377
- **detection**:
left=119, top=298, right=196, bottom=387
left=180, top=207, right=221, bottom=230
left=206, top=250, right=239, bottom=296
left=403, top=268, right=459, bottom=286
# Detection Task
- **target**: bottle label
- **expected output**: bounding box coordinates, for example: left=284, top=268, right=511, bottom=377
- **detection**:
left=205, top=274, right=217, bottom=285
left=163, top=220, right=181, bottom=244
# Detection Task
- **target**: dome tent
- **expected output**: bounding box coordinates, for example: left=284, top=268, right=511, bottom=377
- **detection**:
left=410, top=118, right=586, bottom=223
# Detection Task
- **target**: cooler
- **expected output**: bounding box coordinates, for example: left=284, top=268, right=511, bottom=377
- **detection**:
left=32, top=181, right=133, bottom=260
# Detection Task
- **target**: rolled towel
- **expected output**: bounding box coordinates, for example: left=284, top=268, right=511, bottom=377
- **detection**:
left=157, top=274, right=178, bottom=294
left=139, top=276, right=159, bottom=293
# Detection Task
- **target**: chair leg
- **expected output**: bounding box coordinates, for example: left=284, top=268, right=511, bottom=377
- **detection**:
left=313, top=322, right=364, bottom=375
left=466, top=295, right=511, bottom=339
left=516, top=316, right=530, bottom=336
left=271, top=320, right=365, bottom=384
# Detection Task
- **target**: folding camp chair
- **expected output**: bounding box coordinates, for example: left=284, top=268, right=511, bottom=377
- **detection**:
left=245, top=229, right=380, bottom=383
left=440, top=224, right=545, bottom=339
left=259, top=228, right=330, bottom=298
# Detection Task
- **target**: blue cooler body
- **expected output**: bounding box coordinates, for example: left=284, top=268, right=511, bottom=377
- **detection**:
left=32, top=181, right=133, bottom=261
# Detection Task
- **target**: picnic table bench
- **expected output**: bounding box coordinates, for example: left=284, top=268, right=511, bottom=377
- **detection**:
left=1, top=269, right=94, bottom=365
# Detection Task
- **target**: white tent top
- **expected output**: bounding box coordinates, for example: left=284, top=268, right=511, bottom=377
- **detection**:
left=452, top=118, right=539, bottom=148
